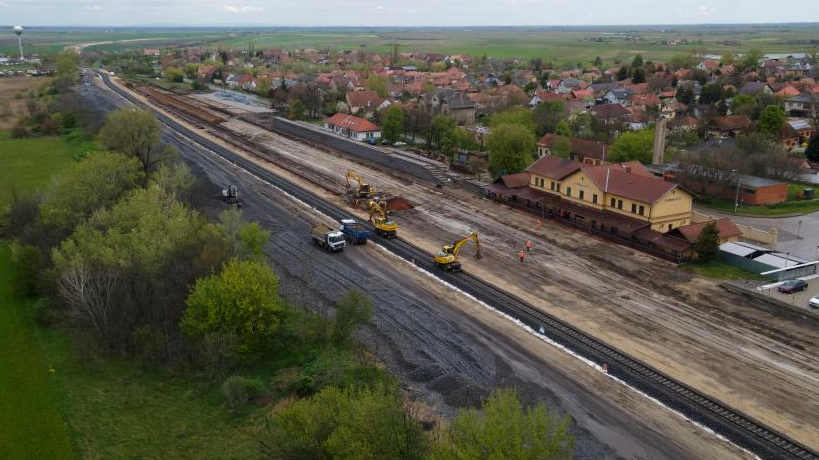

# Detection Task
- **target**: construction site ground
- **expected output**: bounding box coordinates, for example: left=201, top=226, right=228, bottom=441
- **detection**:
left=218, top=115, right=819, bottom=452
left=81, top=75, right=789, bottom=459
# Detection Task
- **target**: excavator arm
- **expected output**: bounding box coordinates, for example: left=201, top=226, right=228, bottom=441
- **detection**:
left=345, top=169, right=375, bottom=198
left=434, top=231, right=481, bottom=271
left=368, top=199, right=398, bottom=238
left=451, top=231, right=481, bottom=259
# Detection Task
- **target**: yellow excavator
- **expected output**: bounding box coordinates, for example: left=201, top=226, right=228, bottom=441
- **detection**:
left=368, top=200, right=398, bottom=238
left=434, top=231, right=481, bottom=272
left=345, top=169, right=376, bottom=198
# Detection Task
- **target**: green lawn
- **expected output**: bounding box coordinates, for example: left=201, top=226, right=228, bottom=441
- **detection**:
left=697, top=196, right=819, bottom=217
left=0, top=132, right=88, bottom=210
left=682, top=260, right=765, bottom=280
left=0, top=245, right=76, bottom=460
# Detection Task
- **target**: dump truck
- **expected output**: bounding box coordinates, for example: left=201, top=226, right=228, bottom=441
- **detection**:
left=340, top=219, right=370, bottom=244
left=312, top=224, right=346, bottom=252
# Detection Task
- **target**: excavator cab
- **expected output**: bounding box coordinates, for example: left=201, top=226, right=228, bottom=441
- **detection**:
left=434, top=231, right=481, bottom=272
left=368, top=199, right=398, bottom=238
left=346, top=169, right=376, bottom=199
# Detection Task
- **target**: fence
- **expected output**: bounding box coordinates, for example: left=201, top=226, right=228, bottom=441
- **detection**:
left=692, top=210, right=778, bottom=248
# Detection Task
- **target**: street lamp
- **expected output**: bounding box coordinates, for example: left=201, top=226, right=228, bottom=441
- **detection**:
left=798, top=220, right=803, bottom=240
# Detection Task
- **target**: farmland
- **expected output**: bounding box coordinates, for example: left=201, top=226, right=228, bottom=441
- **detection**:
left=2, top=24, right=818, bottom=65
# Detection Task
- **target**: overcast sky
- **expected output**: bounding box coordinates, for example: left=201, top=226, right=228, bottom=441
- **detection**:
left=2, top=0, right=818, bottom=26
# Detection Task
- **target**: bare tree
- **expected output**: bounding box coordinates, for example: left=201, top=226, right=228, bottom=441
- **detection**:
left=58, top=260, right=118, bottom=346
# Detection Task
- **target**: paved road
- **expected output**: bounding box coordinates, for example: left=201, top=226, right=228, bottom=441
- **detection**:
left=697, top=206, right=819, bottom=260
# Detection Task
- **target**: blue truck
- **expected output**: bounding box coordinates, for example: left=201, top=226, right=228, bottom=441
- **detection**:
left=340, top=219, right=370, bottom=244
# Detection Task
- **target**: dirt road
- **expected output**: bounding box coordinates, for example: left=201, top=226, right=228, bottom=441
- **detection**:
left=79, top=78, right=760, bottom=460
left=222, top=117, right=819, bottom=451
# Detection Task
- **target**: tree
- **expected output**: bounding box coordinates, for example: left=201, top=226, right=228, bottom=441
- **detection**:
left=366, top=74, right=389, bottom=98
left=632, top=54, right=644, bottom=68
left=165, top=67, right=185, bottom=83
left=55, top=50, right=79, bottom=88
left=382, top=105, right=404, bottom=144
left=699, top=84, right=723, bottom=104
left=267, top=385, right=427, bottom=460
left=486, top=123, right=536, bottom=176
left=609, top=128, right=655, bottom=163
left=533, top=100, right=567, bottom=135
left=631, top=67, right=646, bottom=84
left=487, top=107, right=535, bottom=134
left=730, top=94, right=757, bottom=117
left=98, top=108, right=171, bottom=174
left=332, top=289, right=374, bottom=344
left=286, top=100, right=305, bottom=120
left=617, top=66, right=629, bottom=81
left=182, top=259, right=284, bottom=357
left=806, top=135, right=819, bottom=162
left=254, top=78, right=272, bottom=98
left=430, top=114, right=456, bottom=151
left=555, top=119, right=572, bottom=137
left=593, top=56, right=603, bottom=66
left=551, top=137, right=572, bottom=158
left=693, top=222, right=720, bottom=262
left=756, top=105, right=785, bottom=136
left=676, top=86, right=695, bottom=106
left=39, top=151, right=144, bottom=235
left=743, top=48, right=764, bottom=69
left=451, top=126, right=478, bottom=151
left=430, top=388, right=574, bottom=460
left=185, top=63, right=199, bottom=79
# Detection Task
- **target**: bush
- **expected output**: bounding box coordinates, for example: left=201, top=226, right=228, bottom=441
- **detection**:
left=222, top=375, right=266, bottom=410
left=31, top=298, right=56, bottom=326
left=11, top=120, right=29, bottom=138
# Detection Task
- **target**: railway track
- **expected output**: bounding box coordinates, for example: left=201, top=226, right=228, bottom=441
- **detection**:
left=93, top=70, right=819, bottom=460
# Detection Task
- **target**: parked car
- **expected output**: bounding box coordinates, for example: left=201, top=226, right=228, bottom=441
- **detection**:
left=365, top=138, right=377, bottom=145
left=778, top=279, right=808, bottom=294
left=809, top=294, right=819, bottom=309
left=394, top=141, right=407, bottom=146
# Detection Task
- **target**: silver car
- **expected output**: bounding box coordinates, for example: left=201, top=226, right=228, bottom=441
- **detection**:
left=810, top=294, right=819, bottom=309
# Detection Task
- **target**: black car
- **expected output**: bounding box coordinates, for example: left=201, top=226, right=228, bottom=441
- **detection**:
left=778, top=279, right=808, bottom=294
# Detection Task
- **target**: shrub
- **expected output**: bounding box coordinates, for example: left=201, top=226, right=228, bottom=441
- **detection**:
left=31, top=298, right=56, bottom=326
left=11, top=120, right=29, bottom=138
left=222, top=375, right=266, bottom=410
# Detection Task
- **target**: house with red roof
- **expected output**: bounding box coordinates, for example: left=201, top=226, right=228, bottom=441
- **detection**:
left=324, top=113, right=381, bottom=141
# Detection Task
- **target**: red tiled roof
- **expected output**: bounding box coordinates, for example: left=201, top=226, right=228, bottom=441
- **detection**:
left=498, top=173, right=531, bottom=189
left=670, top=218, right=741, bottom=243
left=537, top=134, right=611, bottom=160
left=325, top=113, right=380, bottom=133
left=713, top=115, right=752, bottom=131
left=590, top=103, right=629, bottom=119
left=583, top=163, right=675, bottom=203
left=346, top=90, right=383, bottom=109
left=525, top=155, right=582, bottom=180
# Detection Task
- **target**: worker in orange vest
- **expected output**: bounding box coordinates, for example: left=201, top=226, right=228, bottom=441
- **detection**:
left=518, top=249, right=526, bottom=262
left=526, top=240, right=532, bottom=253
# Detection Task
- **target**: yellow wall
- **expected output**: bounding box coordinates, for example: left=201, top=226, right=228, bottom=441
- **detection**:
left=528, top=170, right=693, bottom=232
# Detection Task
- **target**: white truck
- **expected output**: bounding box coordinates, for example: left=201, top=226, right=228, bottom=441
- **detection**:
left=312, top=224, right=346, bottom=252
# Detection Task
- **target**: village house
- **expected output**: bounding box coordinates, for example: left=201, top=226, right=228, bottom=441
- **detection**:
left=707, top=115, right=752, bottom=139
left=419, top=88, right=476, bottom=125
left=738, top=81, right=773, bottom=96
left=785, top=93, right=817, bottom=117
left=324, top=113, right=381, bottom=141
left=590, top=103, right=630, bottom=125
left=345, top=90, right=387, bottom=118
left=536, top=134, right=611, bottom=165
left=780, top=119, right=815, bottom=149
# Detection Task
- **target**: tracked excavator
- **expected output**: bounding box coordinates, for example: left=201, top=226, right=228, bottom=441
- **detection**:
left=368, top=199, right=398, bottom=238
left=434, top=231, right=481, bottom=272
left=345, top=169, right=376, bottom=199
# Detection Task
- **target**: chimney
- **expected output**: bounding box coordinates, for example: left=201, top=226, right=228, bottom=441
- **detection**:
left=652, top=118, right=667, bottom=166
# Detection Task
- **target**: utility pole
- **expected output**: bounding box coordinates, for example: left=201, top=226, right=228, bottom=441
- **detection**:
left=731, top=169, right=741, bottom=213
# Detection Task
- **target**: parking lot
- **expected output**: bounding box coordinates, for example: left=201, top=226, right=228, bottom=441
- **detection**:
left=757, top=280, right=819, bottom=312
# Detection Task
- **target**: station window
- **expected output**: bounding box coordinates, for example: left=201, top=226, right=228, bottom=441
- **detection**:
left=566, top=187, right=572, bottom=197
left=592, top=194, right=598, bottom=204
left=610, top=198, right=616, bottom=207
left=617, top=200, right=623, bottom=210
left=631, top=203, right=637, bottom=213
left=579, top=190, right=585, bottom=200
left=639, top=205, right=645, bottom=215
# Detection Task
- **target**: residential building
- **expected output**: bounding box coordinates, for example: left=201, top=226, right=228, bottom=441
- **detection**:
left=345, top=90, right=386, bottom=117
left=324, top=113, right=381, bottom=141
left=536, top=134, right=611, bottom=165
left=785, top=93, right=817, bottom=117
left=707, top=115, right=752, bottom=139
left=419, top=88, right=476, bottom=125
left=780, top=119, right=815, bottom=149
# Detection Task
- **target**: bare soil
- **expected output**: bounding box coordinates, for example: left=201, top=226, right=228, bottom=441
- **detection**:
left=0, top=76, right=37, bottom=129
left=222, top=117, right=819, bottom=451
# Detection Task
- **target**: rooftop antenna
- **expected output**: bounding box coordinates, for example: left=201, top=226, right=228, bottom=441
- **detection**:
left=13, top=25, right=24, bottom=61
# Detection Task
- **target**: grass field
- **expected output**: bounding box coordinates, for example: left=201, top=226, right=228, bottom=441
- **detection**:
left=697, top=195, right=819, bottom=216
left=0, top=246, right=76, bottom=460
left=681, top=260, right=766, bottom=279
left=0, top=131, right=91, bottom=210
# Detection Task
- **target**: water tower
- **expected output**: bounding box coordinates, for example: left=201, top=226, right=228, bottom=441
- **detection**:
left=13, top=25, right=24, bottom=61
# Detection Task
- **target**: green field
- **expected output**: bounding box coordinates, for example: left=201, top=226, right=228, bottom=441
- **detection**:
left=682, top=260, right=766, bottom=279
left=0, top=245, right=76, bottom=460
left=3, top=24, right=818, bottom=65
left=0, top=131, right=90, bottom=210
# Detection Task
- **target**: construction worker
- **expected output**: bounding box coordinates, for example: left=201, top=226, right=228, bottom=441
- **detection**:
left=526, top=240, right=532, bottom=253
left=518, top=249, right=526, bottom=263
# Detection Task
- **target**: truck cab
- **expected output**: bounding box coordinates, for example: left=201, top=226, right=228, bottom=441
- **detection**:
left=312, top=224, right=346, bottom=252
